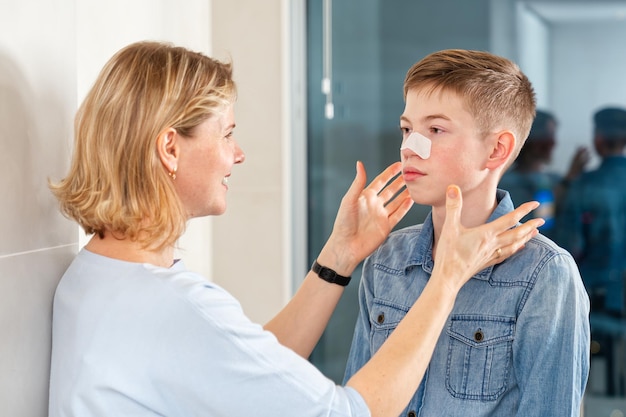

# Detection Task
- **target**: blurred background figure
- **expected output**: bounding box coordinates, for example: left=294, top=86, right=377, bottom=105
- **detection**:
left=557, top=107, right=626, bottom=318
left=499, top=110, right=589, bottom=239
left=556, top=106, right=626, bottom=397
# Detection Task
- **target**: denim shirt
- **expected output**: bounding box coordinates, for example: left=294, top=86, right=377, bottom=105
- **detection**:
left=344, top=190, right=590, bottom=417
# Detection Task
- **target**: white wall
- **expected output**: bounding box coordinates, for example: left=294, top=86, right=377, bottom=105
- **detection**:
left=550, top=20, right=626, bottom=173
left=517, top=2, right=550, bottom=108
left=211, top=0, right=294, bottom=323
left=490, top=0, right=518, bottom=60
left=0, top=2, right=78, bottom=415
left=0, top=1, right=290, bottom=415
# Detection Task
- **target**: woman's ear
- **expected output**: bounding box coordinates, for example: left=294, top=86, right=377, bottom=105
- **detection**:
left=486, top=131, right=516, bottom=170
left=156, top=128, right=179, bottom=174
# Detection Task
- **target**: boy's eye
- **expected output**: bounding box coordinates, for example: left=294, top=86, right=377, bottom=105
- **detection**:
left=399, top=126, right=411, bottom=136
left=430, top=127, right=443, bottom=134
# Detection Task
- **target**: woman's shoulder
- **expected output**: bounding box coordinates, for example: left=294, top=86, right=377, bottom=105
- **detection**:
left=60, top=249, right=242, bottom=322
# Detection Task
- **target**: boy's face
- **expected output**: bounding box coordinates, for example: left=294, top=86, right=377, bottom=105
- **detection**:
left=400, top=87, right=492, bottom=208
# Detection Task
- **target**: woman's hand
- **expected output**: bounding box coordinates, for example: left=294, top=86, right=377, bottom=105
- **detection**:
left=432, top=185, right=544, bottom=292
left=318, top=161, right=413, bottom=276
left=269, top=162, right=412, bottom=356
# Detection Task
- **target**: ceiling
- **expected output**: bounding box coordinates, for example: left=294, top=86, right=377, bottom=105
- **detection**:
left=525, top=1, right=626, bottom=22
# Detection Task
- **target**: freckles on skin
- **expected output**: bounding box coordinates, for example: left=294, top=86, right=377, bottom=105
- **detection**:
left=174, top=106, right=238, bottom=219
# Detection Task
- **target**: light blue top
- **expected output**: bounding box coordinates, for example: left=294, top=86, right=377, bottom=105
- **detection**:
left=344, top=190, right=590, bottom=417
left=49, top=250, right=370, bottom=417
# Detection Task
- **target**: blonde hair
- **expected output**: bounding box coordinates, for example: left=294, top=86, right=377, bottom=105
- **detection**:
left=403, top=49, right=536, bottom=162
left=50, top=41, right=236, bottom=249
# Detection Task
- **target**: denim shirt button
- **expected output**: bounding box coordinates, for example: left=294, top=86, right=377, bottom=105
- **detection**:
left=474, top=329, right=484, bottom=342
left=376, top=313, right=385, bottom=324
left=408, top=411, right=417, bottom=417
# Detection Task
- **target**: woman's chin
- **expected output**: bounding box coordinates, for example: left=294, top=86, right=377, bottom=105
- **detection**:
left=186, top=205, right=227, bottom=219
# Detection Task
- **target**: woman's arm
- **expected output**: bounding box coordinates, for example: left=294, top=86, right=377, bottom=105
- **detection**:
left=264, top=161, right=412, bottom=357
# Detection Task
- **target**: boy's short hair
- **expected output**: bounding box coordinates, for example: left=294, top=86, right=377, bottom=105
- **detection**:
left=403, top=49, right=536, bottom=162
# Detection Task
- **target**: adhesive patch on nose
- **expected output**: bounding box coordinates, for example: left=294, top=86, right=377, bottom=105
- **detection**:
left=400, top=131, right=431, bottom=159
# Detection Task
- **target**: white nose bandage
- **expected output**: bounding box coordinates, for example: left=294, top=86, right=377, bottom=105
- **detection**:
left=400, top=131, right=431, bottom=159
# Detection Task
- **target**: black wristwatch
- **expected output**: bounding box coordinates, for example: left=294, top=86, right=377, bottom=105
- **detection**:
left=311, top=260, right=352, bottom=286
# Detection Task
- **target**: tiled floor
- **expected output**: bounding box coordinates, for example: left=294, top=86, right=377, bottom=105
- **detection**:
left=584, top=394, right=626, bottom=417
left=585, top=355, right=626, bottom=417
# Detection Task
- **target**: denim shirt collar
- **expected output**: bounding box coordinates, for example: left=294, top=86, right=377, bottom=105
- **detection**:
left=408, top=189, right=514, bottom=281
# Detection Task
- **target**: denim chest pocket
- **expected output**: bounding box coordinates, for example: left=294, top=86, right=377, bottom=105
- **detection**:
left=369, top=300, right=409, bottom=353
left=446, top=315, right=515, bottom=401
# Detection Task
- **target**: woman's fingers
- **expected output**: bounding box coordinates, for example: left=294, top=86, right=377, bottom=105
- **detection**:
left=365, top=161, right=403, bottom=194
left=437, top=186, right=544, bottom=283
left=343, top=161, right=368, bottom=203
left=349, top=161, right=404, bottom=210
left=386, top=188, right=414, bottom=227
left=372, top=164, right=414, bottom=228
left=491, top=218, right=543, bottom=262
left=487, top=200, right=540, bottom=232
left=327, top=161, right=412, bottom=270
left=473, top=199, right=542, bottom=264
left=480, top=207, right=544, bottom=269
left=358, top=161, right=412, bottom=227
left=443, top=185, right=463, bottom=233
left=376, top=172, right=406, bottom=205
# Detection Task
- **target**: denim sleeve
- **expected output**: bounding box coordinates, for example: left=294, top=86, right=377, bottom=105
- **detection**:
left=343, top=257, right=375, bottom=384
left=513, top=251, right=590, bottom=416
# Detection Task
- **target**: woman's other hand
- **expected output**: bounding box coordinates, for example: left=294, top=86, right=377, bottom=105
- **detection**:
left=319, top=161, right=414, bottom=276
left=432, top=184, right=543, bottom=292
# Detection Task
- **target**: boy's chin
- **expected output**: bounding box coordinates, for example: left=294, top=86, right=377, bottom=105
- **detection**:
left=407, top=190, right=445, bottom=207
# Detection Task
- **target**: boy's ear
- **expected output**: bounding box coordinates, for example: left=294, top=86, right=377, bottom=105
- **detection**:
left=486, top=131, right=516, bottom=170
left=156, top=128, right=179, bottom=173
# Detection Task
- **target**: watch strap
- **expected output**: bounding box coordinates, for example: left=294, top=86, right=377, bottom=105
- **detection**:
left=311, top=260, right=352, bottom=286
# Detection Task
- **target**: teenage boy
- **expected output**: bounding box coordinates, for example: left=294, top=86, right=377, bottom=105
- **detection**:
left=344, top=49, right=590, bottom=417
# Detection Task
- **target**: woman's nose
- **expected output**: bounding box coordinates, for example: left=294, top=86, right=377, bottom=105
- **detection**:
left=235, top=145, right=245, bottom=164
